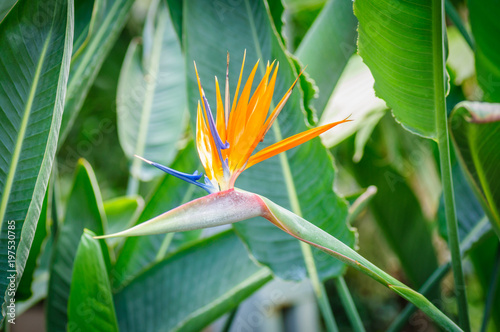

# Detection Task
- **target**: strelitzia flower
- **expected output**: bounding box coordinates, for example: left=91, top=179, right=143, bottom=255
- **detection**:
left=97, top=53, right=349, bottom=238
left=135, top=52, right=349, bottom=194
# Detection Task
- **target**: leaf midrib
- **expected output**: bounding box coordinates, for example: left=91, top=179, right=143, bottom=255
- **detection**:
left=0, top=32, right=52, bottom=233
left=130, top=6, right=167, bottom=179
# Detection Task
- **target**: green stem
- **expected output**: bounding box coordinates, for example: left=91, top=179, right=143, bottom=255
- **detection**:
left=480, top=245, right=500, bottom=332
left=300, top=242, right=339, bottom=332
left=333, top=277, right=365, bottom=332
left=222, top=307, right=239, bottom=332
left=433, top=0, right=470, bottom=330
left=444, top=0, right=475, bottom=50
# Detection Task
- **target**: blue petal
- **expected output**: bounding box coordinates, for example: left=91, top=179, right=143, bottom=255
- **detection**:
left=150, top=161, right=202, bottom=181
left=138, top=158, right=216, bottom=194
left=202, top=95, right=230, bottom=150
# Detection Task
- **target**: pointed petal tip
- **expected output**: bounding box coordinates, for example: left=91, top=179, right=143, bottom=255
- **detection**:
left=134, top=155, right=152, bottom=164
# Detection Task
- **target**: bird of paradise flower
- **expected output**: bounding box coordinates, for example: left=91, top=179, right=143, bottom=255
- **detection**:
left=97, top=52, right=349, bottom=238
left=135, top=52, right=349, bottom=194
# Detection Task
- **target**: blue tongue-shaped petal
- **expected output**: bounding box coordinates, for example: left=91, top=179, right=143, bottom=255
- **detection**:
left=202, top=95, right=229, bottom=150
left=135, top=155, right=217, bottom=193
left=202, top=95, right=230, bottom=178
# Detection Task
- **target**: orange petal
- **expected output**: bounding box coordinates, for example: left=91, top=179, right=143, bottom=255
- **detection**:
left=230, top=50, right=246, bottom=116
left=261, top=69, right=303, bottom=138
left=225, top=52, right=231, bottom=125
left=227, top=60, right=260, bottom=147
left=245, top=118, right=351, bottom=170
left=231, top=64, right=279, bottom=170
left=194, top=62, right=206, bottom=115
left=196, top=103, right=214, bottom=180
left=246, top=61, right=275, bottom=123
left=215, top=76, right=226, bottom=142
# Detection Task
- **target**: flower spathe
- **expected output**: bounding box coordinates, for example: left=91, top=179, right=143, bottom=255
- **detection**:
left=137, top=52, right=350, bottom=193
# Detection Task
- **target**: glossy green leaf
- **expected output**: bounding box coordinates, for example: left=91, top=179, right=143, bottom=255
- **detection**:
left=0, top=0, right=73, bottom=322
left=16, top=188, right=49, bottom=301
left=46, top=160, right=110, bottom=331
left=103, top=195, right=143, bottom=250
left=469, top=0, right=500, bottom=102
left=295, top=0, right=358, bottom=116
left=166, top=0, right=182, bottom=43
left=450, top=101, right=500, bottom=237
left=0, top=0, right=17, bottom=22
left=112, top=143, right=203, bottom=289
left=184, top=0, right=355, bottom=282
left=353, top=0, right=447, bottom=138
left=104, top=196, right=143, bottom=235
left=114, top=230, right=272, bottom=332
left=117, top=0, right=187, bottom=181
left=73, top=0, right=106, bottom=59
left=67, top=230, right=119, bottom=332
left=60, top=0, right=135, bottom=142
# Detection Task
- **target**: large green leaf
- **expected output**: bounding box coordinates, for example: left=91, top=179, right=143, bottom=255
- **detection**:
left=184, top=0, right=355, bottom=282
left=468, top=0, right=500, bottom=102
left=0, top=0, right=17, bottom=22
left=295, top=0, right=358, bottom=116
left=103, top=195, right=143, bottom=251
left=73, top=0, right=106, bottom=59
left=59, top=0, right=135, bottom=142
left=114, top=230, right=272, bottom=332
left=46, top=160, right=110, bottom=331
left=0, top=0, right=73, bottom=322
left=16, top=187, right=49, bottom=301
left=450, top=101, right=500, bottom=236
left=67, top=230, right=119, bottom=332
left=353, top=0, right=447, bottom=138
left=112, top=143, right=203, bottom=289
left=104, top=196, right=143, bottom=235
left=117, top=0, right=187, bottom=181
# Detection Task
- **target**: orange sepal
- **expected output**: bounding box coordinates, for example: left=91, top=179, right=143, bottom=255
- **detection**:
left=245, top=118, right=351, bottom=170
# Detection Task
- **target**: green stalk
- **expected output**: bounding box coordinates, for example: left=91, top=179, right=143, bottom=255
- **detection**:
left=433, top=0, right=470, bottom=330
left=333, top=277, right=365, bottom=332
left=222, top=307, right=239, bottom=332
left=480, top=246, right=500, bottom=332
left=300, top=242, right=339, bottom=332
